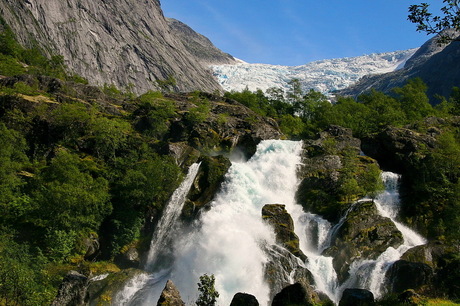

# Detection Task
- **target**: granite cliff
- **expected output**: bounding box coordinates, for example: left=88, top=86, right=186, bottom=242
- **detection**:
left=0, top=0, right=229, bottom=94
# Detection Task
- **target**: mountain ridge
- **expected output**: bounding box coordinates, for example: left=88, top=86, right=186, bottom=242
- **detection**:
left=0, top=0, right=224, bottom=94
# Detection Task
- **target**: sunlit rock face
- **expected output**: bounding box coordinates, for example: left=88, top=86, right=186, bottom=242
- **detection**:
left=0, top=0, right=225, bottom=94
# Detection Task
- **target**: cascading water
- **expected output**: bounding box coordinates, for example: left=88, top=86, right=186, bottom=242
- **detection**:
left=358, top=172, right=426, bottom=298
left=117, top=141, right=427, bottom=306
left=123, top=140, right=304, bottom=305
left=145, top=162, right=202, bottom=271
left=115, top=162, right=201, bottom=305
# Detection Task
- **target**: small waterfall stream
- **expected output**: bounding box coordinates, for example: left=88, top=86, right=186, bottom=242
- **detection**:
left=117, top=141, right=427, bottom=305
left=115, top=162, right=201, bottom=305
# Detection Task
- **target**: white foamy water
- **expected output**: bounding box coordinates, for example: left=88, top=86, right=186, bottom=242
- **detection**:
left=117, top=143, right=426, bottom=305
left=123, top=140, right=304, bottom=305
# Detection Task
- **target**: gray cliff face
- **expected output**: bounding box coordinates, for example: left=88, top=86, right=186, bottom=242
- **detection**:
left=167, top=18, right=236, bottom=66
left=337, top=31, right=460, bottom=103
left=0, top=0, right=222, bottom=94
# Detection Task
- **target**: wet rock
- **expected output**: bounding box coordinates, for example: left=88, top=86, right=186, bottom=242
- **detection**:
left=262, top=204, right=305, bottom=260
left=324, top=201, right=403, bottom=282
left=386, top=260, right=433, bottom=293
left=339, top=288, right=374, bottom=306
left=229, top=292, right=259, bottom=306
left=87, top=268, right=147, bottom=305
left=157, top=280, right=185, bottom=306
left=182, top=155, right=231, bottom=220
left=51, top=271, right=89, bottom=306
left=114, top=246, right=140, bottom=269
left=166, top=142, right=200, bottom=168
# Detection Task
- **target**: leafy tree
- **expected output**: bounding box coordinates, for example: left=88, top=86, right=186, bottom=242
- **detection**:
left=32, top=148, right=111, bottom=233
left=408, top=0, right=460, bottom=43
left=89, top=116, right=132, bottom=159
left=133, top=91, right=176, bottom=138
left=287, top=78, right=303, bottom=104
left=393, top=78, right=434, bottom=122
left=0, top=123, right=29, bottom=224
left=196, top=274, right=219, bottom=306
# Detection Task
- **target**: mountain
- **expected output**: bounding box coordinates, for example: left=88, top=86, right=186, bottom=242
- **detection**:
left=211, top=49, right=417, bottom=95
left=167, top=18, right=237, bottom=66
left=0, top=0, right=227, bottom=94
left=337, top=31, right=460, bottom=103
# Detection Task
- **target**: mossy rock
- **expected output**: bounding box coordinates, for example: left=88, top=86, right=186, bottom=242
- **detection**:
left=87, top=268, right=147, bottom=305
left=182, top=155, right=231, bottom=220
left=262, top=204, right=305, bottom=260
left=324, top=201, right=403, bottom=282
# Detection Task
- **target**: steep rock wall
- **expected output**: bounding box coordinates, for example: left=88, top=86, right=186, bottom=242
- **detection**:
left=0, top=0, right=222, bottom=94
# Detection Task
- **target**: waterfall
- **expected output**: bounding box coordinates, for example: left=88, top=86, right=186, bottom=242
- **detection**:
left=362, top=172, right=426, bottom=298
left=116, top=142, right=426, bottom=306
left=122, top=140, right=304, bottom=305
left=144, top=162, right=201, bottom=271
left=116, top=162, right=201, bottom=305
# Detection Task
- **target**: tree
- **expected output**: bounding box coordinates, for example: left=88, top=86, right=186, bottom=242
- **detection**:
left=408, top=0, right=460, bottom=43
left=196, top=274, right=219, bottom=306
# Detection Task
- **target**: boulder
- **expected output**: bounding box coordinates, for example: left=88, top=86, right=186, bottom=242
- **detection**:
left=386, top=260, right=433, bottom=293
left=262, top=204, right=305, bottom=260
left=324, top=201, right=403, bottom=282
left=51, top=271, right=89, bottom=306
left=229, top=292, right=259, bottom=306
left=339, top=288, right=374, bottom=306
left=272, top=282, right=317, bottom=306
left=157, top=280, right=185, bottom=306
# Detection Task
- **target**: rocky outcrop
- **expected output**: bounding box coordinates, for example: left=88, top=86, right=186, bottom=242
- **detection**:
left=262, top=205, right=323, bottom=303
left=262, top=204, right=305, bottom=260
left=339, top=288, right=374, bottom=306
left=324, top=201, right=403, bottom=282
left=51, top=271, right=89, bottom=306
left=166, top=92, right=282, bottom=156
left=337, top=31, right=460, bottom=104
left=87, top=269, right=148, bottom=305
left=361, top=125, right=437, bottom=173
left=0, top=0, right=223, bottom=94
left=114, top=246, right=140, bottom=269
left=297, top=125, right=382, bottom=222
left=167, top=18, right=236, bottom=66
left=229, top=293, right=259, bottom=306
left=157, top=280, right=185, bottom=306
left=182, top=155, right=231, bottom=220
left=386, top=260, right=433, bottom=293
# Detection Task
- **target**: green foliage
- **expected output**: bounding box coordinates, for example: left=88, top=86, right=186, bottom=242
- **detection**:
left=0, top=230, right=55, bottom=305
left=186, top=97, right=211, bottom=125
left=0, top=123, right=29, bottom=224
left=133, top=91, right=176, bottom=138
left=89, top=116, right=132, bottom=159
left=156, top=75, right=177, bottom=92
left=32, top=148, right=111, bottom=232
left=393, top=78, right=434, bottom=122
left=196, top=274, right=219, bottom=306
left=408, top=0, right=460, bottom=43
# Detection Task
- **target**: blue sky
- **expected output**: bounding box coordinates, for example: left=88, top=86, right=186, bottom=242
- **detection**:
left=161, top=0, right=443, bottom=66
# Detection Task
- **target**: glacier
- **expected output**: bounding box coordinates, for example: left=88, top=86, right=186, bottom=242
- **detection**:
left=211, top=49, right=417, bottom=95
